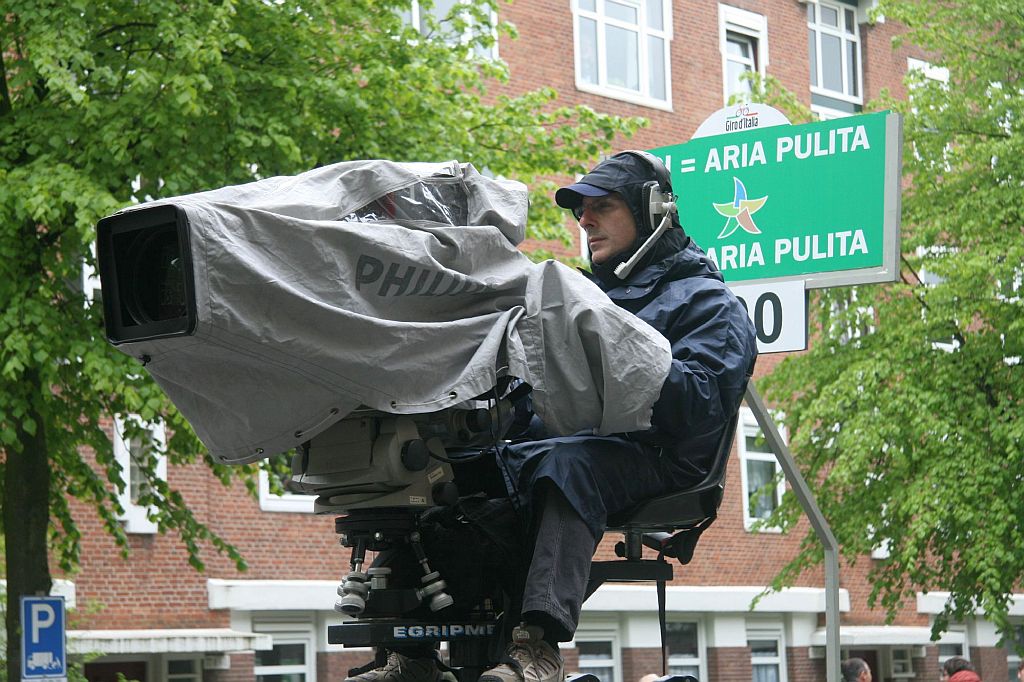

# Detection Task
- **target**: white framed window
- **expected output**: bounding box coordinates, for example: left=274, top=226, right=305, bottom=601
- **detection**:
left=573, top=0, right=672, bottom=110
left=807, top=0, right=862, bottom=111
left=829, top=287, right=875, bottom=346
left=915, top=246, right=962, bottom=352
left=738, top=407, right=784, bottom=531
left=402, top=0, right=498, bottom=59
left=666, top=620, right=705, bottom=680
left=936, top=627, right=967, bottom=669
left=748, top=628, right=787, bottom=682
left=254, top=623, right=316, bottom=682
left=869, top=533, right=891, bottom=560
left=718, top=5, right=767, bottom=104
left=166, top=656, right=202, bottom=682
left=113, top=414, right=167, bottom=535
left=574, top=629, right=621, bottom=682
left=1002, top=623, right=1023, bottom=682
left=907, top=57, right=950, bottom=85
left=81, top=241, right=103, bottom=304
left=259, top=454, right=315, bottom=513
left=890, top=647, right=913, bottom=678
left=996, top=265, right=1022, bottom=304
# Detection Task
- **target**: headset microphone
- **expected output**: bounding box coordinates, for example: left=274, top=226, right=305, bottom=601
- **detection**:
left=613, top=194, right=677, bottom=279
left=604, top=150, right=680, bottom=280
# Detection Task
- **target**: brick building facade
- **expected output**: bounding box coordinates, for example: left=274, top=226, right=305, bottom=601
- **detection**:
left=49, top=2, right=1023, bottom=682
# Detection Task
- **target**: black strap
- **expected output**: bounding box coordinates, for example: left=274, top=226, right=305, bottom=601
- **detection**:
left=657, top=555, right=668, bottom=676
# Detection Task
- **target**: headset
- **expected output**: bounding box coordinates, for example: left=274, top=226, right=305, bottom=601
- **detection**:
left=608, top=150, right=679, bottom=279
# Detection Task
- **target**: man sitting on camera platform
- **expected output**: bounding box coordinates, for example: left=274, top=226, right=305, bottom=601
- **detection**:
left=348, top=152, right=758, bottom=682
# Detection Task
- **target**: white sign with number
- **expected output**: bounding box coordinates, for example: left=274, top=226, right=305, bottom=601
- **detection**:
left=729, top=279, right=807, bottom=353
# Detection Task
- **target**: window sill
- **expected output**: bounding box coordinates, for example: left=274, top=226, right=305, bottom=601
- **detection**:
left=574, top=80, right=673, bottom=112
left=810, top=86, right=863, bottom=108
left=743, top=522, right=783, bottom=534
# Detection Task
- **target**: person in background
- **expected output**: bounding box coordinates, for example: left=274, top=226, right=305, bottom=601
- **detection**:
left=841, top=657, right=872, bottom=682
left=941, top=656, right=981, bottom=682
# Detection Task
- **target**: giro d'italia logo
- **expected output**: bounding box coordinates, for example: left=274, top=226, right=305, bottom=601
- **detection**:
left=713, top=177, right=768, bottom=239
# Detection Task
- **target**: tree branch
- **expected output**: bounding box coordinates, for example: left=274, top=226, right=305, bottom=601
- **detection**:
left=0, top=42, right=13, bottom=117
left=95, top=22, right=157, bottom=40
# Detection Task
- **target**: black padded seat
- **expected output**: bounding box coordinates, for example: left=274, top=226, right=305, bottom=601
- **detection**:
left=584, top=413, right=740, bottom=681
left=603, top=413, right=739, bottom=558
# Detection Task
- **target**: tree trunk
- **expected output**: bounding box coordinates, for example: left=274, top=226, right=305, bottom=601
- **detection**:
left=4, top=369, right=53, bottom=682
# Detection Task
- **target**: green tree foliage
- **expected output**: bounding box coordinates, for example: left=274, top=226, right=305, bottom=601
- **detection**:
left=0, top=1, right=643, bottom=677
left=761, top=0, right=1024, bottom=642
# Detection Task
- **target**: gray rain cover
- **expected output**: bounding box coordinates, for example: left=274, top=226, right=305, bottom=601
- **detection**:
left=115, top=160, right=671, bottom=464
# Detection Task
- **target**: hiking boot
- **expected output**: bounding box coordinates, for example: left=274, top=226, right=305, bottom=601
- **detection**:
left=345, top=651, right=442, bottom=682
left=479, top=624, right=564, bottom=682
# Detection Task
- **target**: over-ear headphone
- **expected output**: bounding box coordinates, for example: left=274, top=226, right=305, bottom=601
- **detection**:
left=610, top=150, right=676, bottom=235
left=607, top=150, right=680, bottom=279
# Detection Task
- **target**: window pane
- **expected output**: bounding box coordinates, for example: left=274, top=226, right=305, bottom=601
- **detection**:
left=939, top=643, right=963, bottom=657
left=847, top=40, right=859, bottom=96
left=820, top=5, right=838, bottom=27
left=667, top=622, right=698, bottom=657
left=820, top=32, right=843, bottom=92
left=168, top=660, right=196, bottom=675
left=1010, top=624, right=1024, bottom=648
left=129, top=436, right=153, bottom=504
left=432, top=0, right=460, bottom=19
left=648, top=36, right=666, bottom=100
left=256, top=675, right=304, bottom=682
left=727, top=35, right=751, bottom=59
left=844, top=8, right=856, bottom=34
left=747, top=460, right=778, bottom=518
left=669, top=666, right=699, bottom=678
left=579, top=17, right=599, bottom=84
left=257, top=643, right=306, bottom=667
left=808, top=29, right=817, bottom=87
left=578, top=641, right=613, bottom=659
left=579, top=667, right=613, bottom=682
left=419, top=0, right=459, bottom=35
left=728, top=61, right=752, bottom=98
left=646, top=0, right=663, bottom=30
left=606, top=25, right=639, bottom=91
left=605, top=0, right=638, bottom=24
left=578, top=639, right=614, bottom=682
left=580, top=0, right=596, bottom=10
left=752, top=664, right=780, bottom=682
left=745, top=430, right=769, bottom=454
left=750, top=640, right=779, bottom=657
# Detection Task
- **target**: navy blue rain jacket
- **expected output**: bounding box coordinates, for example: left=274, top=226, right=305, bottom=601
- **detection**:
left=498, top=239, right=757, bottom=538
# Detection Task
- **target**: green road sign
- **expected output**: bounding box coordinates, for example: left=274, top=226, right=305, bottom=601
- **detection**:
left=651, top=110, right=902, bottom=288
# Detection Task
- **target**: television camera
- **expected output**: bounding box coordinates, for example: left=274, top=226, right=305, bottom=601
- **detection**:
left=96, top=160, right=713, bottom=682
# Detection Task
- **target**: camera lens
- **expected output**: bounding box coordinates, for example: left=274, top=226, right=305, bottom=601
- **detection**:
left=123, top=225, right=186, bottom=324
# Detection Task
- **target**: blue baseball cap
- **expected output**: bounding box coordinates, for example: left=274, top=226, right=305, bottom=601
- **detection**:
left=555, top=153, right=655, bottom=209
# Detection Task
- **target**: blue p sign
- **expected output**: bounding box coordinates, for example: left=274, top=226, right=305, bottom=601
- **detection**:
left=20, top=596, right=67, bottom=680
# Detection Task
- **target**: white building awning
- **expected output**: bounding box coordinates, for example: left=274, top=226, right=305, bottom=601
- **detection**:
left=917, top=591, right=1024, bottom=616
left=68, top=629, right=273, bottom=655
left=810, top=626, right=964, bottom=647
left=585, top=584, right=851, bottom=614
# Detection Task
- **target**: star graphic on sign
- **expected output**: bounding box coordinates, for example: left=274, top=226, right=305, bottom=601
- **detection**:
left=713, top=177, right=768, bottom=239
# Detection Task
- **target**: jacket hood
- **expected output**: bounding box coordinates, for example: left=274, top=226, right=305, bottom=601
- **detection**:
left=588, top=237, right=723, bottom=292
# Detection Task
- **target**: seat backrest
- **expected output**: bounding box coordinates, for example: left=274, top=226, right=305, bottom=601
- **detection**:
left=605, top=412, right=739, bottom=533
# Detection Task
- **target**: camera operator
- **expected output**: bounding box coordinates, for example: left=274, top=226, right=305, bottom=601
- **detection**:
left=348, top=152, right=757, bottom=682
